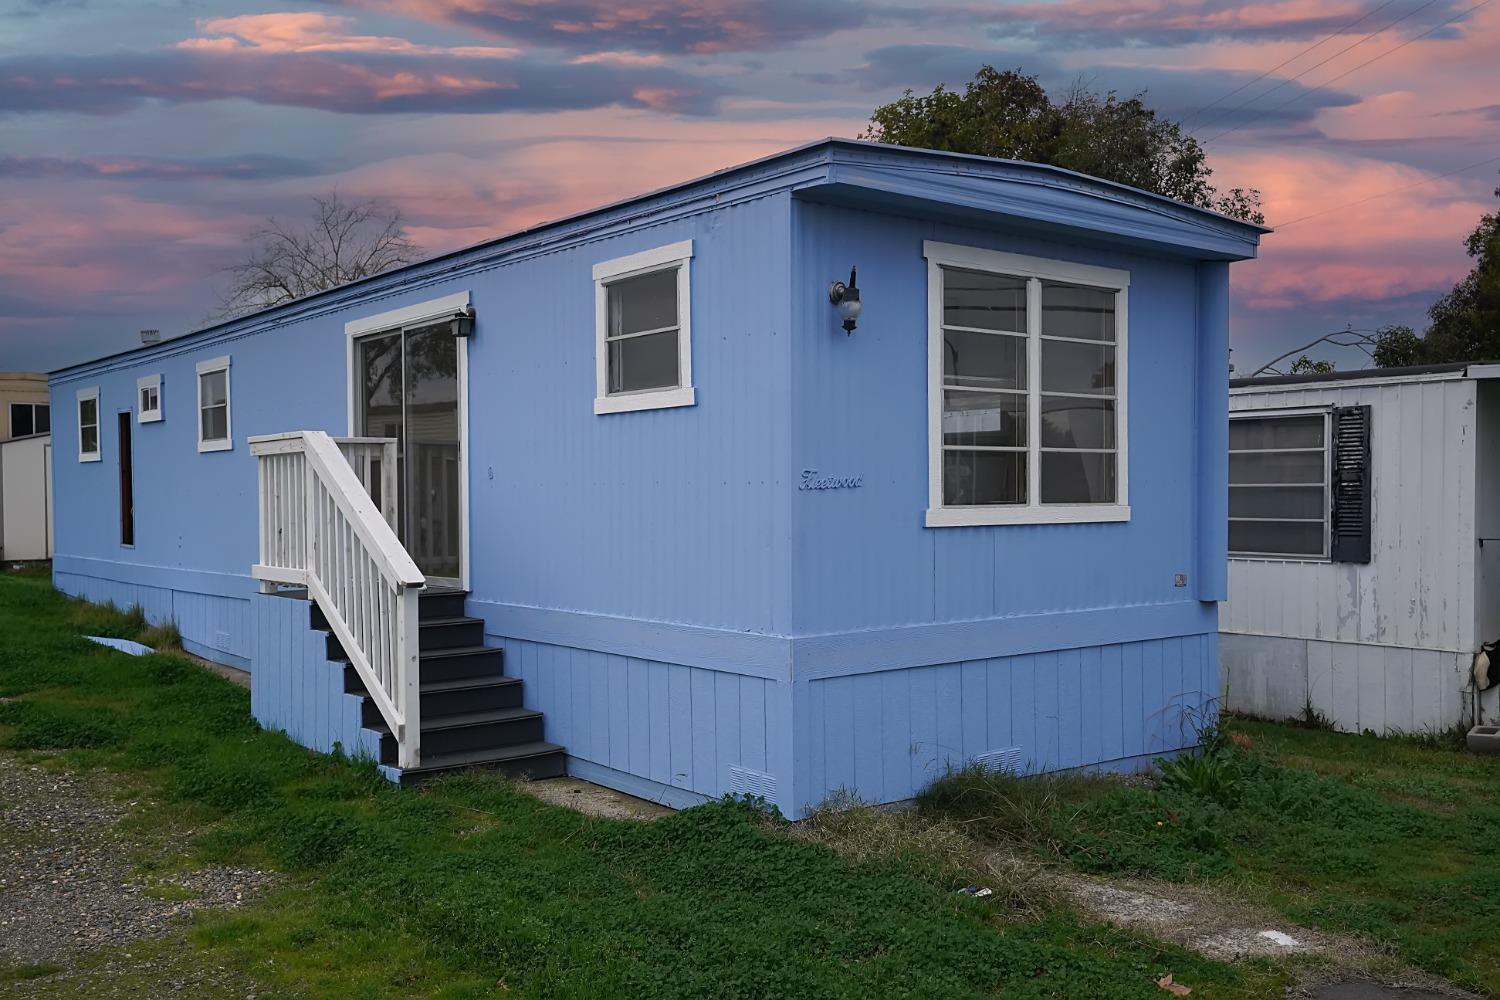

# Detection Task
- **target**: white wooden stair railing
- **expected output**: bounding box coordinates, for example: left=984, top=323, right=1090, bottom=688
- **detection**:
left=249, top=430, right=424, bottom=768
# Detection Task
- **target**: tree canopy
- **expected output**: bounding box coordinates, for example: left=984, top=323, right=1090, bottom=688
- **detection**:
left=1373, top=183, right=1500, bottom=367
left=862, top=66, right=1264, bottom=224
left=217, top=192, right=421, bottom=319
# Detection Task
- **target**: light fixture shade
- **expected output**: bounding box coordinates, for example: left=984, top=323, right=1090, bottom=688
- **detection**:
left=451, top=306, right=475, bottom=338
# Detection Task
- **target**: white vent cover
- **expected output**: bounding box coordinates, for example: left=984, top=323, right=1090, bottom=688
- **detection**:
left=215, top=630, right=231, bottom=648
left=727, top=765, right=778, bottom=801
left=970, top=746, right=1024, bottom=774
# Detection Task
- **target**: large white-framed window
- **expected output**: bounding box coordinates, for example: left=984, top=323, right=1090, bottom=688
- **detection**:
left=1228, top=407, right=1330, bottom=560
left=137, top=374, right=162, bottom=423
left=76, top=388, right=100, bottom=462
left=196, top=356, right=232, bottom=453
left=924, top=241, right=1129, bottom=527
left=592, top=239, right=695, bottom=415
left=9, top=401, right=49, bottom=438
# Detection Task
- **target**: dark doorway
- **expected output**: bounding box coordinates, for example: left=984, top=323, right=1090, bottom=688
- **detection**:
left=118, top=412, right=134, bottom=546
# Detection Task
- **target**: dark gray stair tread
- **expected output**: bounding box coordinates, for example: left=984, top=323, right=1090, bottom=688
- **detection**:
left=368, top=706, right=541, bottom=735
left=420, top=616, right=484, bottom=627
left=421, top=675, right=518, bottom=694
left=421, top=645, right=497, bottom=659
left=421, top=587, right=466, bottom=596
left=399, top=741, right=565, bottom=777
left=336, top=644, right=499, bottom=665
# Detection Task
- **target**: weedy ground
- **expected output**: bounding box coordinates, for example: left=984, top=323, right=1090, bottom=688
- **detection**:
left=0, top=567, right=1287, bottom=999
left=914, top=716, right=1500, bottom=996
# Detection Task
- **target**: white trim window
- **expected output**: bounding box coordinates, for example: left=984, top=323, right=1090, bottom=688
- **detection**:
left=592, top=240, right=695, bottom=414
left=196, top=356, right=232, bottom=453
left=137, top=374, right=162, bottom=423
left=76, top=387, right=100, bottom=462
left=1228, top=408, right=1330, bottom=559
left=924, top=241, right=1130, bottom=527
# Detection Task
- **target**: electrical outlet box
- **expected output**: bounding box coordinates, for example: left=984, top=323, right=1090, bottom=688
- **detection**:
left=1173, top=574, right=1188, bottom=588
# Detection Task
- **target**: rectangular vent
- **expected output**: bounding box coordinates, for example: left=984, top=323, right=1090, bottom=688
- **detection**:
left=727, top=765, right=778, bottom=801
left=214, top=630, right=231, bottom=649
left=971, top=746, right=1024, bottom=774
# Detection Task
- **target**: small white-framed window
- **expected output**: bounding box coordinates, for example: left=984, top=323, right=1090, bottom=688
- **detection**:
left=8, top=401, right=49, bottom=438
left=1228, top=408, right=1330, bottom=560
left=592, top=239, right=695, bottom=415
left=196, top=356, right=232, bottom=453
left=76, top=387, right=100, bottom=462
left=137, top=374, right=162, bottom=423
left=923, top=241, right=1130, bottom=527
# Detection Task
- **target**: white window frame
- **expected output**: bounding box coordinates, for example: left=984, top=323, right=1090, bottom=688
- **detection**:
left=137, top=374, right=162, bottom=423
left=592, top=239, right=695, bottom=415
left=196, top=356, right=232, bottom=453
left=923, top=241, right=1130, bottom=527
left=76, top=387, right=100, bottom=462
left=1228, top=405, right=1332, bottom=562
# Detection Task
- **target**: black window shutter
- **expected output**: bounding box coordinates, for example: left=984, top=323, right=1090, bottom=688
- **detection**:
left=1330, top=404, right=1372, bottom=563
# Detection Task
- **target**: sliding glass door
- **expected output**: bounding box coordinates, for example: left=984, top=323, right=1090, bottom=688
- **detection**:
left=356, top=324, right=461, bottom=584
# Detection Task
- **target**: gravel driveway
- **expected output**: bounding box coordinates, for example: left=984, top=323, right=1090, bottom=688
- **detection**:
left=0, top=752, right=276, bottom=994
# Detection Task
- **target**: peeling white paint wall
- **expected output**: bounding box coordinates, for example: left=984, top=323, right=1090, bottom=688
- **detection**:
left=1221, top=373, right=1498, bottom=733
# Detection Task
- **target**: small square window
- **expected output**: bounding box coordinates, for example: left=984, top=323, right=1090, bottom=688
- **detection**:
left=138, top=374, right=162, bottom=423
left=593, top=240, right=695, bottom=415
left=8, top=401, right=48, bottom=439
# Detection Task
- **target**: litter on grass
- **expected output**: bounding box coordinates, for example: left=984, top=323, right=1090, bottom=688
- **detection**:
left=1257, top=930, right=1299, bottom=947
left=957, top=885, right=994, bottom=898
left=85, top=636, right=154, bottom=656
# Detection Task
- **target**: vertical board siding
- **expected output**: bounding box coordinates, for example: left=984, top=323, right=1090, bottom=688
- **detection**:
left=249, top=592, right=380, bottom=760
left=1222, top=633, right=1471, bottom=733
left=53, top=571, right=251, bottom=665
left=798, top=634, right=1215, bottom=812
left=790, top=202, right=1207, bottom=635
left=502, top=636, right=780, bottom=807
left=1223, top=377, right=1477, bottom=653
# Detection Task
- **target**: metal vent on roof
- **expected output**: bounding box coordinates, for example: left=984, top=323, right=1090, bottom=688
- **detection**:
left=727, top=765, right=778, bottom=801
left=971, top=746, right=1025, bottom=774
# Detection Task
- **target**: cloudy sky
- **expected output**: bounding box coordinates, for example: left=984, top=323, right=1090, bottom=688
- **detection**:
left=2, top=0, right=1496, bottom=375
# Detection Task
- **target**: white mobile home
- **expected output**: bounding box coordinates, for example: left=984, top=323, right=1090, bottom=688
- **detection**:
left=1221, top=363, right=1500, bottom=733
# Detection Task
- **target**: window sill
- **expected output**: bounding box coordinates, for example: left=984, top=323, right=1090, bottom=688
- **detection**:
left=594, top=386, right=695, bottom=415
left=139, top=413, right=162, bottom=424
left=79, top=453, right=101, bottom=464
left=925, top=504, right=1131, bottom=527
left=198, top=438, right=233, bottom=454
left=1229, top=554, right=1331, bottom=564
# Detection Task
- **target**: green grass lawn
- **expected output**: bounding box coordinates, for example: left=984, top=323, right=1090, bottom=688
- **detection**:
left=0, top=569, right=1286, bottom=1000
left=920, top=718, right=1500, bottom=995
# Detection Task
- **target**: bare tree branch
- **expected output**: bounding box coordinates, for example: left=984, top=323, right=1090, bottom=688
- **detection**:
left=1249, top=329, right=1381, bottom=376
left=216, top=192, right=422, bottom=319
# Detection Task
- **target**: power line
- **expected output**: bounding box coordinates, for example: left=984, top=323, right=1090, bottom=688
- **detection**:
left=1203, top=0, right=1494, bottom=144
left=1190, top=0, right=1444, bottom=136
left=1270, top=152, right=1500, bottom=229
left=1180, top=0, right=1404, bottom=129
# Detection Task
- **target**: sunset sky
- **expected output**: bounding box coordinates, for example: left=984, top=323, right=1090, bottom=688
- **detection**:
left=3, top=0, right=1496, bottom=375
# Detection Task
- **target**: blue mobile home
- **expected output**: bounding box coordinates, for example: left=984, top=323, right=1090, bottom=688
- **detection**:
left=48, top=139, right=1263, bottom=817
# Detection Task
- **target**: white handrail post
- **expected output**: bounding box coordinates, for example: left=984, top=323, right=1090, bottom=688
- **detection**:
left=397, top=585, right=421, bottom=768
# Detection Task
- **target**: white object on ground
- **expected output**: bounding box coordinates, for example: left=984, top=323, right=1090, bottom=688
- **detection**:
left=85, top=636, right=154, bottom=657
left=1256, top=930, right=1299, bottom=947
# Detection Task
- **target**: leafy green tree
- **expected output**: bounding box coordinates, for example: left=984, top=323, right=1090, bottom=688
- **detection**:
left=863, top=67, right=1264, bottom=224
left=1289, top=355, right=1336, bottom=375
left=1374, top=183, right=1500, bottom=366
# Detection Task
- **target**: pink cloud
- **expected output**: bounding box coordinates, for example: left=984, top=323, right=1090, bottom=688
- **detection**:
left=179, top=11, right=521, bottom=58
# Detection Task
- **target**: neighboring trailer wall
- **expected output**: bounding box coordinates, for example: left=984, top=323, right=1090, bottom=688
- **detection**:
left=1221, top=375, right=1485, bottom=731
left=0, top=434, right=52, bottom=560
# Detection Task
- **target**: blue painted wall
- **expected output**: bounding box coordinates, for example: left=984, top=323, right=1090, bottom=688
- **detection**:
left=48, top=140, right=1258, bottom=818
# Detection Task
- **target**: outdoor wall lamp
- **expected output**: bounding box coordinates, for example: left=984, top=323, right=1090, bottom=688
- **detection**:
left=450, top=305, right=475, bottom=338
left=828, top=266, right=861, bottom=334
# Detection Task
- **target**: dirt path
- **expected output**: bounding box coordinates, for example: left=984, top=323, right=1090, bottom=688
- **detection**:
left=0, top=753, right=276, bottom=996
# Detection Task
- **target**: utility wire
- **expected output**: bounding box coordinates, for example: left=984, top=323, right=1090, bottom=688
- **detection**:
left=1270, top=153, right=1500, bottom=228
left=1180, top=0, right=1403, bottom=130
left=1190, top=0, right=1444, bottom=136
left=1203, top=0, right=1494, bottom=144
